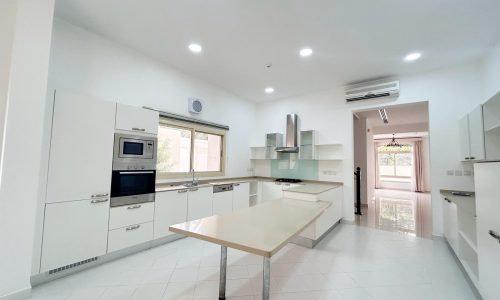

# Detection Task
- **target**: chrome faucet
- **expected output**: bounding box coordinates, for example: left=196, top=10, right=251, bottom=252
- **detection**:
left=191, top=169, right=198, bottom=186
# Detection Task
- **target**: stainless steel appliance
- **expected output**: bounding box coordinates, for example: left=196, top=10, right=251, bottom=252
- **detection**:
left=275, top=178, right=303, bottom=183
left=213, top=183, right=234, bottom=193
left=111, top=133, right=157, bottom=207
left=275, top=114, right=300, bottom=153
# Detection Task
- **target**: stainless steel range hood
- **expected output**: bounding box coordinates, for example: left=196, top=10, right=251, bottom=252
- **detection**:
left=275, top=114, right=299, bottom=153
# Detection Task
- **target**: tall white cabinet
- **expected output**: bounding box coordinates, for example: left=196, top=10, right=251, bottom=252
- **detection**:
left=475, top=162, right=500, bottom=300
left=41, top=91, right=115, bottom=272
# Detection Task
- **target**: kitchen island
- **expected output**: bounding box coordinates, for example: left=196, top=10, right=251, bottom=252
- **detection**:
left=170, top=198, right=331, bottom=300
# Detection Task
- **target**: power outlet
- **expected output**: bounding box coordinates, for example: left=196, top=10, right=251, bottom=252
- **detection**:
left=454, top=170, right=463, bottom=176
left=322, top=170, right=337, bottom=176
left=463, top=170, right=473, bottom=176
left=446, top=170, right=454, bottom=176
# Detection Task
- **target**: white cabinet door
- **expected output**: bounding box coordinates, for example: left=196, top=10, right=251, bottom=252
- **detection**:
left=459, top=114, right=471, bottom=161
left=469, top=105, right=485, bottom=160
left=109, top=202, right=154, bottom=230
left=108, top=222, right=154, bottom=253
left=233, top=183, right=250, bottom=211
left=475, top=162, right=500, bottom=300
left=154, top=189, right=188, bottom=239
left=46, top=92, right=115, bottom=203
left=187, top=187, right=213, bottom=221
left=40, top=199, right=110, bottom=272
left=261, top=182, right=283, bottom=203
left=213, top=191, right=233, bottom=215
left=115, top=103, right=159, bottom=135
left=442, top=196, right=459, bottom=252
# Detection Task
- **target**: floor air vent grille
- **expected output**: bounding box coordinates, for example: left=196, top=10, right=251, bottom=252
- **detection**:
left=48, top=257, right=98, bottom=275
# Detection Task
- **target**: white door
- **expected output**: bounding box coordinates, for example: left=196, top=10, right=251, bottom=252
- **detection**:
left=115, top=103, right=159, bottom=135
left=261, top=182, right=283, bottom=203
left=475, top=162, right=500, bottom=300
left=443, top=197, right=459, bottom=252
left=469, top=105, right=485, bottom=160
left=187, top=187, right=213, bottom=221
left=459, top=114, right=471, bottom=161
left=213, top=190, right=233, bottom=215
left=40, top=198, right=110, bottom=272
left=233, top=183, right=250, bottom=211
left=154, top=189, right=188, bottom=239
left=46, top=92, right=115, bottom=203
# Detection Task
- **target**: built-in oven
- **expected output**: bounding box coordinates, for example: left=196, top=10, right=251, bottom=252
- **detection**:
left=111, top=133, right=157, bottom=207
left=110, top=170, right=156, bottom=207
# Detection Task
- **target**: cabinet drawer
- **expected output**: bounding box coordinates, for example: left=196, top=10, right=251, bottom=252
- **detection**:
left=108, top=222, right=153, bottom=253
left=109, top=202, right=154, bottom=230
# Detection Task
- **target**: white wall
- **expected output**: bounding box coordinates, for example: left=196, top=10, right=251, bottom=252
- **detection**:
left=0, top=0, right=54, bottom=298
left=255, top=61, right=485, bottom=233
left=353, top=116, right=367, bottom=204
left=482, top=41, right=500, bottom=100
left=48, top=19, right=257, bottom=181
left=0, top=1, right=17, bottom=168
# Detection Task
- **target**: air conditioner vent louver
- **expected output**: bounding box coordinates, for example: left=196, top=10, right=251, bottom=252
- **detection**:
left=345, top=80, right=399, bottom=102
left=48, top=257, right=98, bottom=275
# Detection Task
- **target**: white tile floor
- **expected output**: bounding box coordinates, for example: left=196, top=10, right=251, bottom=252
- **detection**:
left=29, top=224, right=478, bottom=300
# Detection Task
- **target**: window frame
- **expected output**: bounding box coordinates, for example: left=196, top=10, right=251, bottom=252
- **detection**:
left=156, top=118, right=226, bottom=179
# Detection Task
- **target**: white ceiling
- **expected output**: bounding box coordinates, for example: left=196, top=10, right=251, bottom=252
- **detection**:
left=55, top=0, right=500, bottom=102
left=356, top=102, right=429, bottom=127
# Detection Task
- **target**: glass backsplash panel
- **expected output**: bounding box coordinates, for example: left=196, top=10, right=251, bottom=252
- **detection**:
left=270, top=153, right=319, bottom=180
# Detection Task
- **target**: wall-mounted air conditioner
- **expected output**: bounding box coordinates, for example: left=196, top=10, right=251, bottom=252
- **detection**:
left=345, top=79, right=399, bottom=102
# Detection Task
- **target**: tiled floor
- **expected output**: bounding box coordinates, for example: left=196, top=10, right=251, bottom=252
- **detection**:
left=29, top=223, right=478, bottom=300
left=356, top=189, right=433, bottom=238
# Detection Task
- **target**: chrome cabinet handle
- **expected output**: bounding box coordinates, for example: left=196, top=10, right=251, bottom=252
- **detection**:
left=178, top=190, right=188, bottom=193
left=91, top=198, right=108, bottom=204
left=126, top=224, right=141, bottom=231
left=189, top=188, right=199, bottom=192
left=127, top=205, right=142, bottom=210
left=489, top=230, right=500, bottom=243
left=91, top=193, right=109, bottom=198
left=132, top=127, right=146, bottom=132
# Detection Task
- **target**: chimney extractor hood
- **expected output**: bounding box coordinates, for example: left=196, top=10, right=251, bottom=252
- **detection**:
left=275, top=114, right=299, bottom=153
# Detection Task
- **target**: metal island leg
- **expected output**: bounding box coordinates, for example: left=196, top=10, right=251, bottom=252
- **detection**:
left=219, top=245, right=227, bottom=299
left=262, top=256, right=270, bottom=300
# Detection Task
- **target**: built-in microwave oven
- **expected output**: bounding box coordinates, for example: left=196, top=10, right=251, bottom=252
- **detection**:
left=113, top=133, right=157, bottom=171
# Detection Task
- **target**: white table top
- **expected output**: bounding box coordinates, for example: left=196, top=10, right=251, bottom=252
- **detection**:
left=284, top=183, right=342, bottom=194
left=169, top=198, right=331, bottom=257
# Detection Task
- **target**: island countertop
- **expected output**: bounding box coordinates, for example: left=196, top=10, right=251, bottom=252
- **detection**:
left=169, top=198, right=331, bottom=257
left=284, top=183, right=343, bottom=195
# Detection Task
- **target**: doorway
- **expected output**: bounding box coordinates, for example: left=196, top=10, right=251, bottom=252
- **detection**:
left=353, top=102, right=432, bottom=238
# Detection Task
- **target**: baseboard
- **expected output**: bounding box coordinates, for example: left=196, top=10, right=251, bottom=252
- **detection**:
left=341, top=219, right=355, bottom=225
left=31, top=234, right=185, bottom=287
left=290, top=220, right=342, bottom=248
left=432, top=234, right=445, bottom=241
left=0, top=287, right=31, bottom=300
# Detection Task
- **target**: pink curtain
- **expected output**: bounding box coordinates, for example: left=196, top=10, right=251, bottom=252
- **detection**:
left=412, top=141, right=425, bottom=192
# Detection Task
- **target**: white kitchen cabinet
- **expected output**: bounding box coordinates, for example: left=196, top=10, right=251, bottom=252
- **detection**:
left=475, top=162, right=500, bottom=300
left=213, top=190, right=233, bottom=215
left=115, top=103, right=159, bottom=135
left=233, top=182, right=250, bottom=211
left=261, top=182, right=283, bottom=202
left=108, top=222, right=154, bottom=253
left=281, top=183, right=302, bottom=190
left=109, top=202, right=154, bottom=230
left=46, top=92, right=115, bottom=203
left=40, top=198, right=110, bottom=272
left=443, top=196, right=459, bottom=253
left=154, top=189, right=188, bottom=239
left=459, top=105, right=485, bottom=161
left=187, top=186, right=213, bottom=221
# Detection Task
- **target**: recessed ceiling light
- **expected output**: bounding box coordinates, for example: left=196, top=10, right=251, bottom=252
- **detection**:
left=188, top=43, right=202, bottom=53
left=404, top=52, right=421, bottom=62
left=299, top=48, right=313, bottom=57
left=265, top=87, right=275, bottom=94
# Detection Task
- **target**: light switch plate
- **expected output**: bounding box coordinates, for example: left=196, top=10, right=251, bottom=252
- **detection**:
left=454, top=170, right=463, bottom=176
left=446, top=170, right=454, bottom=176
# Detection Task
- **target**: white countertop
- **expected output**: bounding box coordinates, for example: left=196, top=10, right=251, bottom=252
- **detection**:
left=169, top=198, right=331, bottom=257
left=284, top=183, right=342, bottom=195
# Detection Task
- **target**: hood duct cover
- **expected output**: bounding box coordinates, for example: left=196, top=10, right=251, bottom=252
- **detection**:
left=275, top=114, right=299, bottom=153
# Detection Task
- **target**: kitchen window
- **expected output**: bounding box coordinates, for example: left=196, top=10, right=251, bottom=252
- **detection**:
left=156, top=118, right=226, bottom=179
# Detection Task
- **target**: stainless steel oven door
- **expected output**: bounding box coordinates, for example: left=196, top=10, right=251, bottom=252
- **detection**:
left=110, top=170, right=156, bottom=207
